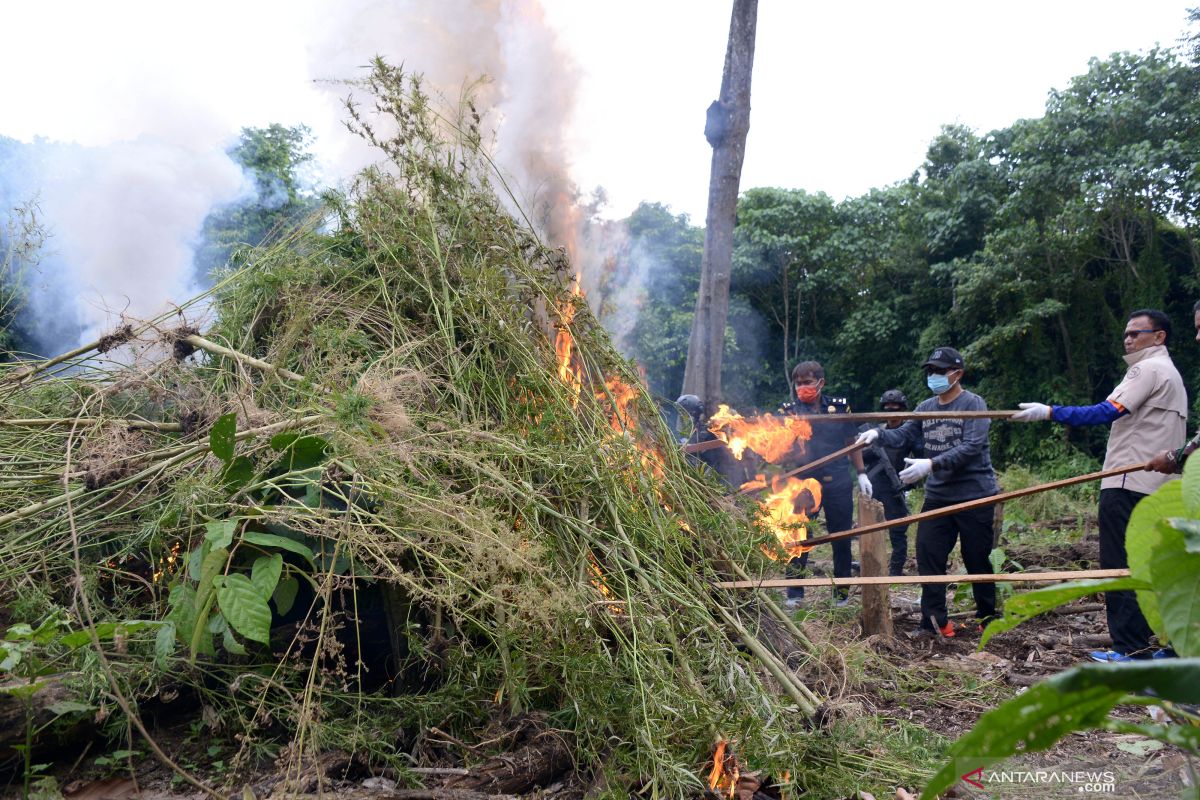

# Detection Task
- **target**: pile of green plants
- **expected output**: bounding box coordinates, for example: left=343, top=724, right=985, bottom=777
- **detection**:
left=0, top=63, right=883, bottom=797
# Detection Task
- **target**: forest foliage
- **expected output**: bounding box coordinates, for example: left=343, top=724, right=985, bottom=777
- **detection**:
left=617, top=42, right=1200, bottom=471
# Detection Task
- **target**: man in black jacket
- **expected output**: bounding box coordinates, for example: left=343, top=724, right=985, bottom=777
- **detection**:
left=860, top=389, right=923, bottom=576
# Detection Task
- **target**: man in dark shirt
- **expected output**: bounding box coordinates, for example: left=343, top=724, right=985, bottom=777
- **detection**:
left=857, top=347, right=999, bottom=636
left=860, top=389, right=923, bottom=576
left=780, top=360, right=874, bottom=607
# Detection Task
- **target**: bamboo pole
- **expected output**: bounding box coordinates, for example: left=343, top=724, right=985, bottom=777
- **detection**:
left=774, top=410, right=1018, bottom=424
left=714, top=568, right=1130, bottom=590
left=790, top=462, right=1148, bottom=549
left=0, top=418, right=183, bottom=432
left=682, top=438, right=725, bottom=455
left=734, top=439, right=868, bottom=495
left=182, top=334, right=309, bottom=384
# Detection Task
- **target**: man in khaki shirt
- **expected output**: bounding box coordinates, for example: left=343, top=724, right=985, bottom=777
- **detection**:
left=1012, top=309, right=1186, bottom=661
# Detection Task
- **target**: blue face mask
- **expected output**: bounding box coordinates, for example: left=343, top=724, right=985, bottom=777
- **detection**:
left=927, top=373, right=953, bottom=395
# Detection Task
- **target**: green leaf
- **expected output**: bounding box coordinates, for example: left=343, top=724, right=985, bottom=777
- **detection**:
left=222, top=626, right=247, bottom=656
left=47, top=700, right=93, bottom=717
left=270, top=434, right=329, bottom=471
left=981, top=578, right=1148, bottom=647
left=921, top=659, right=1200, bottom=799
left=198, top=547, right=229, bottom=599
left=1181, top=453, right=1200, bottom=516
left=241, top=531, right=315, bottom=564
left=155, top=622, right=176, bottom=664
left=250, top=554, right=283, bottom=599
left=167, top=584, right=197, bottom=644
left=209, top=413, right=238, bottom=463
left=0, top=642, right=23, bottom=671
left=1150, top=519, right=1200, bottom=657
left=1126, top=479, right=1184, bottom=639
left=216, top=574, right=272, bottom=645
left=204, top=520, right=236, bottom=550
left=1165, top=517, right=1200, bottom=554
left=272, top=576, right=299, bottom=616
left=222, top=456, right=256, bottom=493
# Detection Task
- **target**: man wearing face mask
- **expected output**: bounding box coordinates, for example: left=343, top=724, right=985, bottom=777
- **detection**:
left=779, top=360, right=874, bottom=607
left=1011, top=309, right=1186, bottom=662
left=856, top=348, right=999, bottom=637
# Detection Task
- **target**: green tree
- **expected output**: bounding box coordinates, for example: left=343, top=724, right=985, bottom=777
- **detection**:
left=196, top=124, right=321, bottom=278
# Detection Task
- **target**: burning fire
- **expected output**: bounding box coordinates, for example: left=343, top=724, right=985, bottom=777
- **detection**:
left=708, top=739, right=740, bottom=799
left=741, top=474, right=822, bottom=560
left=554, top=278, right=584, bottom=403
left=707, top=405, right=812, bottom=463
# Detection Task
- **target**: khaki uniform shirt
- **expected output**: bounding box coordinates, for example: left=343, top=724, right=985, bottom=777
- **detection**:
left=1102, top=345, right=1187, bottom=494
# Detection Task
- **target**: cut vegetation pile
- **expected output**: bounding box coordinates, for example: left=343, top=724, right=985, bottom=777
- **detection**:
left=0, top=64, right=896, bottom=797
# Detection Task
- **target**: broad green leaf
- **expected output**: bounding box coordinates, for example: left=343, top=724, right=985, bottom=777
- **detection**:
left=1127, top=480, right=1184, bottom=638
left=1165, top=517, right=1200, bottom=554
left=250, top=554, right=283, bottom=599
left=207, top=611, right=227, bottom=634
left=921, top=659, right=1200, bottom=799
left=1103, top=719, right=1200, bottom=754
left=216, top=574, right=272, bottom=645
left=209, top=412, right=238, bottom=463
left=271, top=434, right=329, bottom=471
left=204, top=520, right=236, bottom=550
left=981, top=578, right=1148, bottom=647
left=222, top=626, right=247, bottom=656
left=187, top=544, right=204, bottom=581
left=242, top=531, right=315, bottom=564
left=167, top=584, right=197, bottom=644
left=273, top=576, right=299, bottom=615
left=0, top=680, right=49, bottom=699
left=198, top=546, right=229, bottom=599
left=1181, top=453, right=1200, bottom=516
left=0, top=643, right=24, bottom=671
left=47, top=700, right=93, bottom=717
left=155, top=622, right=176, bottom=664
left=59, top=624, right=113, bottom=650
left=1150, top=520, right=1200, bottom=657
left=4, top=623, right=33, bottom=641
left=222, top=456, right=256, bottom=493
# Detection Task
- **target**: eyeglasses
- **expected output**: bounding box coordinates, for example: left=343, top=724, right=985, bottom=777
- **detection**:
left=924, top=366, right=955, bottom=375
left=1123, top=329, right=1161, bottom=340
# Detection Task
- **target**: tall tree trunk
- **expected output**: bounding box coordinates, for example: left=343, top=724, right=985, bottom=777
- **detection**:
left=681, top=0, right=758, bottom=414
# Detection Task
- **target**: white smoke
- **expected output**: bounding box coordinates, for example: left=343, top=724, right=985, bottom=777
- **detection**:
left=0, top=135, right=248, bottom=353
left=305, top=0, right=585, bottom=249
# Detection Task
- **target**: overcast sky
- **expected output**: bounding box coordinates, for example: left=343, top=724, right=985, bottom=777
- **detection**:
left=2, top=1, right=1193, bottom=223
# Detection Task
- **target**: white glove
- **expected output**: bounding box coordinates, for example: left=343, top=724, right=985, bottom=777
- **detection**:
left=857, top=472, right=873, bottom=499
left=1011, top=402, right=1052, bottom=422
left=898, top=457, right=933, bottom=485
left=856, top=428, right=880, bottom=446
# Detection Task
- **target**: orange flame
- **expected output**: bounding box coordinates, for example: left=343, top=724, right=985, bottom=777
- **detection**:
left=708, top=739, right=741, bottom=799
left=707, top=405, right=812, bottom=463
left=555, top=278, right=584, bottom=403
left=745, top=474, right=823, bottom=560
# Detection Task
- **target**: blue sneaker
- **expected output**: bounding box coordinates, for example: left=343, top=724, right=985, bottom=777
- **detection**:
left=1151, top=648, right=1177, bottom=660
left=1089, top=650, right=1133, bottom=663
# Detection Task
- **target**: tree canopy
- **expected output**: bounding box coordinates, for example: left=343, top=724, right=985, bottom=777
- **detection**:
left=621, top=42, right=1200, bottom=469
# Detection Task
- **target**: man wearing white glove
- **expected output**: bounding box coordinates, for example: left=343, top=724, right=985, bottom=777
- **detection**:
left=779, top=360, right=872, bottom=607
left=859, top=347, right=1000, bottom=638
left=1011, top=309, right=1186, bottom=662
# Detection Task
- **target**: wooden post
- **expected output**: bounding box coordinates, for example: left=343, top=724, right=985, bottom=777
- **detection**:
left=992, top=502, right=1005, bottom=549
left=857, top=495, right=893, bottom=637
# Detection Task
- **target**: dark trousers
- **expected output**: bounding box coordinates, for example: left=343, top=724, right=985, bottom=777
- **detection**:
left=787, top=483, right=854, bottom=599
left=876, top=488, right=911, bottom=575
left=916, top=501, right=996, bottom=629
left=1098, top=488, right=1155, bottom=656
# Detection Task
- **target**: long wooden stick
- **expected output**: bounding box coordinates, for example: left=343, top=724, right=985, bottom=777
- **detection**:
left=734, top=439, right=869, bottom=496
left=0, top=418, right=183, bottom=432
left=779, top=410, right=1018, bottom=423
left=714, top=568, right=1130, bottom=590
left=791, top=462, right=1148, bottom=549
left=682, top=438, right=725, bottom=454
